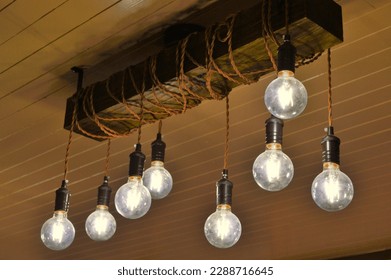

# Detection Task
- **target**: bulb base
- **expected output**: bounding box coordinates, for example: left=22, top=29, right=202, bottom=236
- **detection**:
left=151, top=133, right=166, bottom=162
left=277, top=35, right=296, bottom=73
left=97, top=176, right=112, bottom=207
left=265, top=115, right=284, bottom=144
left=54, top=180, right=70, bottom=212
left=323, top=162, right=339, bottom=169
left=128, top=143, right=146, bottom=177
left=216, top=169, right=233, bottom=206
left=321, top=126, right=340, bottom=164
left=216, top=204, right=231, bottom=210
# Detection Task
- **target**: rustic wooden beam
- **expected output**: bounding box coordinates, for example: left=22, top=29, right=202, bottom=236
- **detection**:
left=64, top=0, right=343, bottom=140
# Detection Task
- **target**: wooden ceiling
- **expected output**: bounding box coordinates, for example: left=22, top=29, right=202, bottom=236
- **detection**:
left=0, top=0, right=390, bottom=260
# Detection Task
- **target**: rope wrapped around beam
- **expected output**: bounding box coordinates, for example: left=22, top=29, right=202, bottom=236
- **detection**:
left=64, top=0, right=343, bottom=141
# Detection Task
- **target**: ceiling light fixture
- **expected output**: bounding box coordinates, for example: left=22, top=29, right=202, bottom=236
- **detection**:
left=143, top=120, right=173, bottom=200
left=252, top=115, right=294, bottom=191
left=264, top=0, right=308, bottom=119
left=46, top=0, right=345, bottom=251
left=40, top=67, right=83, bottom=250
left=204, top=96, right=241, bottom=248
left=311, top=49, right=354, bottom=212
left=85, top=140, right=116, bottom=241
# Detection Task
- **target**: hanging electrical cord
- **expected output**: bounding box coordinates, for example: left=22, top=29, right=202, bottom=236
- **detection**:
left=63, top=102, right=76, bottom=180
left=63, top=68, right=81, bottom=181
left=137, top=88, right=144, bottom=145
left=223, top=95, right=230, bottom=170
left=327, top=48, right=333, bottom=127
left=128, top=64, right=146, bottom=145
left=284, top=0, right=290, bottom=36
left=104, top=139, right=111, bottom=177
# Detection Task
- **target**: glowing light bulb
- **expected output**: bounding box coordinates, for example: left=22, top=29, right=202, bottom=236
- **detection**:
left=143, top=161, right=173, bottom=199
left=205, top=204, right=241, bottom=248
left=264, top=35, right=307, bottom=120
left=312, top=163, right=354, bottom=211
left=252, top=116, right=294, bottom=191
left=204, top=170, right=241, bottom=248
left=115, top=176, right=151, bottom=219
left=311, top=127, right=354, bottom=211
left=253, top=143, right=294, bottom=191
left=86, top=205, right=116, bottom=241
left=143, top=132, right=173, bottom=199
left=264, top=71, right=307, bottom=119
left=115, top=144, right=152, bottom=219
left=41, top=180, right=75, bottom=250
left=41, top=211, right=75, bottom=250
left=85, top=176, right=116, bottom=241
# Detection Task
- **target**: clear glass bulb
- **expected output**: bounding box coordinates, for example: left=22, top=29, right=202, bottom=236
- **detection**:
left=264, top=71, right=308, bottom=120
left=115, top=176, right=151, bottom=219
left=143, top=161, right=173, bottom=199
left=204, top=205, right=241, bottom=248
left=311, top=162, right=354, bottom=212
left=85, top=205, right=116, bottom=241
left=252, top=143, right=294, bottom=191
left=41, top=211, right=75, bottom=250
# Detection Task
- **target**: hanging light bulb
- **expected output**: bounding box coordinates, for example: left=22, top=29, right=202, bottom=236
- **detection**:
left=143, top=122, right=173, bottom=199
left=41, top=180, right=75, bottom=250
left=311, top=127, right=354, bottom=211
left=204, top=169, right=241, bottom=248
left=115, top=143, right=152, bottom=219
left=85, top=176, right=116, bottom=241
left=205, top=96, right=241, bottom=249
left=252, top=115, right=294, bottom=191
left=312, top=49, right=353, bottom=211
left=41, top=67, right=81, bottom=250
left=264, top=34, right=307, bottom=120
